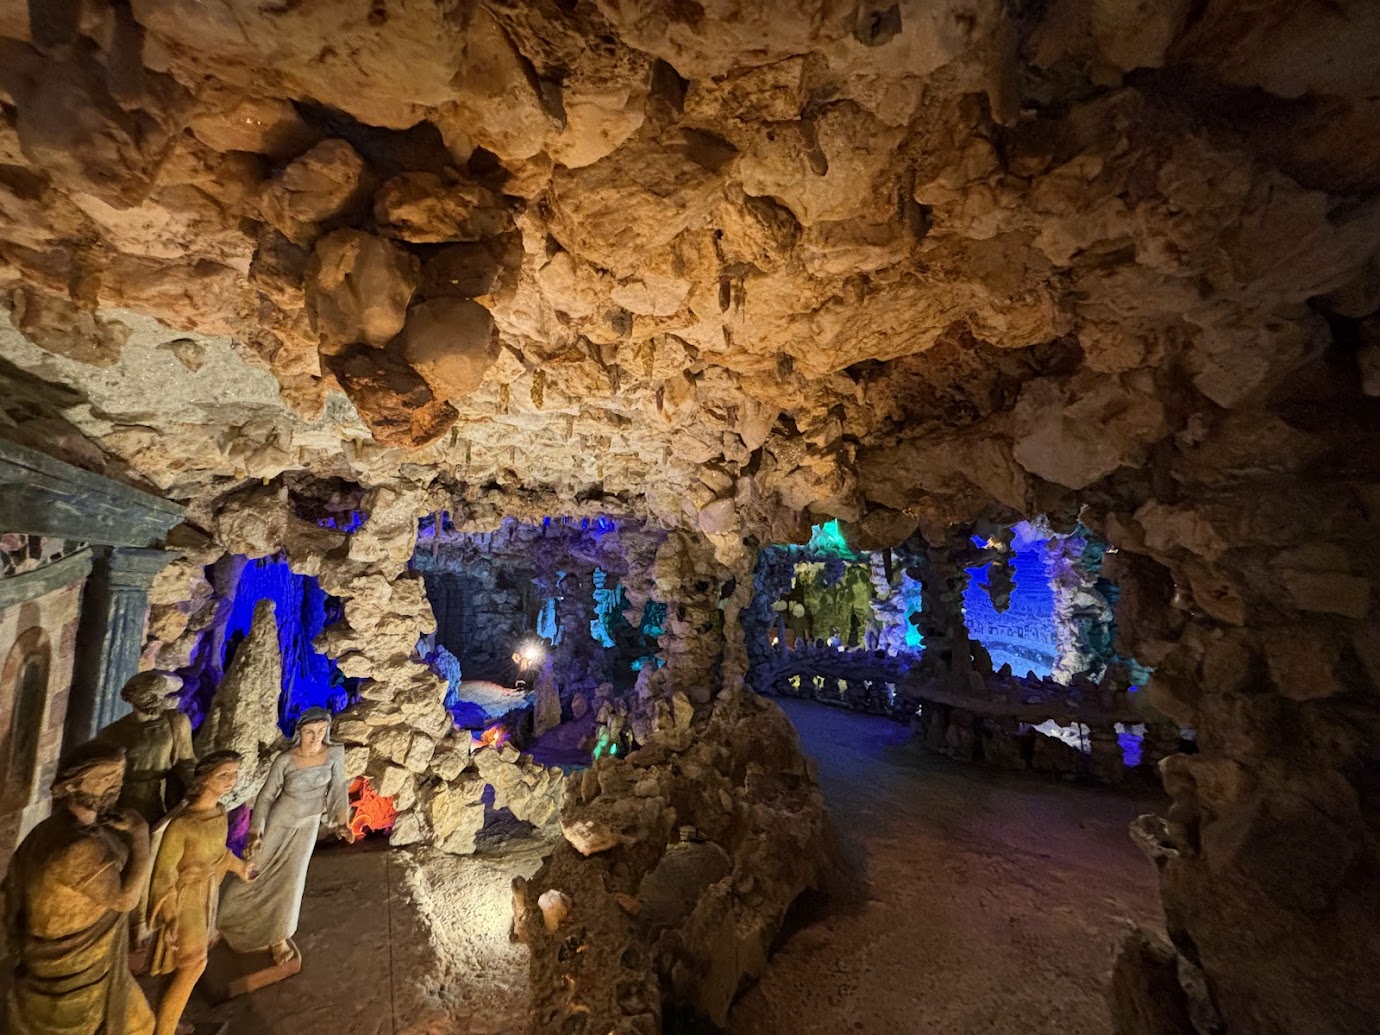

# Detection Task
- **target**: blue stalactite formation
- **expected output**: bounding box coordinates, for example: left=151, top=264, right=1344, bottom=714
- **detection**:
left=222, top=557, right=359, bottom=735
left=316, top=510, right=366, bottom=534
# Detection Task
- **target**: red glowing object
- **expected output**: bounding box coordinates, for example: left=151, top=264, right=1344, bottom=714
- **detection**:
left=476, top=723, right=509, bottom=750
left=348, top=775, right=397, bottom=840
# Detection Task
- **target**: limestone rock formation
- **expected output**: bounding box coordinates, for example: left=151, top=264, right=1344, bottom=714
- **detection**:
left=531, top=660, right=562, bottom=739
left=307, top=229, right=420, bottom=348
left=0, top=5, right=1378, bottom=1032
left=194, top=598, right=283, bottom=809
left=259, top=139, right=371, bottom=246
left=374, top=172, right=511, bottom=244
left=399, top=297, right=498, bottom=401
left=517, top=689, right=828, bottom=1034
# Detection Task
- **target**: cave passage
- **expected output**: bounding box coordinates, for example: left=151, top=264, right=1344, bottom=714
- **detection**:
left=747, top=519, right=1172, bottom=786
left=2, top=5, right=1378, bottom=1035
left=732, top=698, right=1163, bottom=1035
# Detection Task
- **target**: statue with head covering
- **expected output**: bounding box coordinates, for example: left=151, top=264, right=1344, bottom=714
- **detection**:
left=216, top=707, right=351, bottom=968
left=2, top=742, right=156, bottom=1035
left=94, top=670, right=195, bottom=824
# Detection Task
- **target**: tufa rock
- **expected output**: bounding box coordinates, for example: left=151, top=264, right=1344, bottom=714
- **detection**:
left=322, top=343, right=458, bottom=448
left=307, top=229, right=420, bottom=348
left=373, top=172, right=512, bottom=244
left=193, top=598, right=283, bottom=810
left=398, top=297, right=499, bottom=401
left=258, top=139, right=372, bottom=245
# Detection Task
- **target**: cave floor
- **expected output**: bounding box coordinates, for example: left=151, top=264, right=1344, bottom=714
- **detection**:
left=169, top=699, right=1164, bottom=1035
left=175, top=826, right=554, bottom=1035
left=728, top=698, right=1167, bottom=1035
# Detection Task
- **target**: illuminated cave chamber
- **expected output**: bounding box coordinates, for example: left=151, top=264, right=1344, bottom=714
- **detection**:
left=746, top=518, right=1169, bottom=782
left=412, top=513, right=667, bottom=758
left=178, top=554, right=359, bottom=734
left=170, top=544, right=389, bottom=838
left=3, top=2, right=1379, bottom=1032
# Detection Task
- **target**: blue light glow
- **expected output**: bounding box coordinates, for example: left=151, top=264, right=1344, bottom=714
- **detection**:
left=1116, top=722, right=1146, bottom=767
left=317, top=510, right=366, bottom=534
left=223, top=557, right=358, bottom=734
left=963, top=545, right=1057, bottom=678
left=589, top=568, right=621, bottom=647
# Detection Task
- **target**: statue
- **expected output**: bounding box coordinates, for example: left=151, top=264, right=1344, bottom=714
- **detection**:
left=94, top=670, right=196, bottom=824
left=216, top=708, right=350, bottom=967
left=2, top=742, right=155, bottom=1035
left=145, top=751, right=254, bottom=1035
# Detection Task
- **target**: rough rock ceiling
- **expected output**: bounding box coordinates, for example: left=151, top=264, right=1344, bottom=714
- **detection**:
left=1, top=0, right=1378, bottom=542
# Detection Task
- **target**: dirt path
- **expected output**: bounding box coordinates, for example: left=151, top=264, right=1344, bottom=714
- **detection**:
left=729, top=699, right=1166, bottom=1035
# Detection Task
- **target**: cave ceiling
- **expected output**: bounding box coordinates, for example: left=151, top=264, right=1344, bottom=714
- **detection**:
left=1, top=0, right=1378, bottom=545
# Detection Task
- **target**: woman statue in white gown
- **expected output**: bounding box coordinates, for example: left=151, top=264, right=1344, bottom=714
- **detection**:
left=216, top=708, right=351, bottom=965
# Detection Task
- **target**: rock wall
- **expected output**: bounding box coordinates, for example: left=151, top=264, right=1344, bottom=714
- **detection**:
left=0, top=3, right=1378, bottom=1027
left=1098, top=358, right=1380, bottom=1033
left=166, top=479, right=582, bottom=855
left=515, top=688, right=828, bottom=1035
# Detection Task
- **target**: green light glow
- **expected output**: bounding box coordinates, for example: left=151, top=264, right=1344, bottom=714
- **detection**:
left=807, top=519, right=857, bottom=559
left=593, top=731, right=613, bottom=760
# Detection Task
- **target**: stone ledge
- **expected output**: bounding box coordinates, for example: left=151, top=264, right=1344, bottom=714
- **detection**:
left=0, top=438, right=184, bottom=547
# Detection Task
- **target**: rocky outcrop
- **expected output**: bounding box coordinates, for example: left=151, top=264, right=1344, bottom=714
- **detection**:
left=4, top=1, right=1374, bottom=547
left=399, top=297, right=498, bottom=401
left=515, top=689, right=828, bottom=1034
left=1094, top=375, right=1380, bottom=1031
left=193, top=597, right=282, bottom=809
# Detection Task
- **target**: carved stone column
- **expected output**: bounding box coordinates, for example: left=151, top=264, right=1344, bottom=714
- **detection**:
left=67, top=546, right=176, bottom=747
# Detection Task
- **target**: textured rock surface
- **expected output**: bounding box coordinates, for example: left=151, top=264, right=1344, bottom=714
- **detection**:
left=0, top=5, right=1377, bottom=1033
left=516, top=689, right=828, bottom=1034
left=1, top=1, right=1373, bottom=538
left=193, top=597, right=283, bottom=809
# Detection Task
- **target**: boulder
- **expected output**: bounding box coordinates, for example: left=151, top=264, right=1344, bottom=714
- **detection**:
left=308, top=229, right=420, bottom=347
left=188, top=95, right=315, bottom=159
left=1107, top=928, right=1195, bottom=1035
left=373, top=172, right=511, bottom=244
left=398, top=297, right=499, bottom=400
left=426, top=772, right=488, bottom=855
left=322, top=343, right=458, bottom=448
left=258, top=139, right=371, bottom=245
left=434, top=8, right=557, bottom=161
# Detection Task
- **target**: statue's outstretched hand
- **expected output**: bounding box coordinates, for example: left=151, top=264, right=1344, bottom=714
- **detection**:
left=243, top=833, right=263, bottom=861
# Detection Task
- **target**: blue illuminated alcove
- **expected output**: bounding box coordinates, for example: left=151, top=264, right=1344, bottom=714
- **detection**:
left=962, top=542, right=1058, bottom=679
left=222, top=557, right=359, bottom=735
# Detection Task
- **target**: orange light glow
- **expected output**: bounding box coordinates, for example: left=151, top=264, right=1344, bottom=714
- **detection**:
left=476, top=723, right=509, bottom=750
left=348, top=775, right=397, bottom=840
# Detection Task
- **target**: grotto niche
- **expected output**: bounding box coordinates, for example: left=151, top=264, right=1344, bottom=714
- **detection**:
left=746, top=518, right=1171, bottom=782
left=3, top=3, right=1380, bottom=1035
left=411, top=512, right=669, bottom=761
